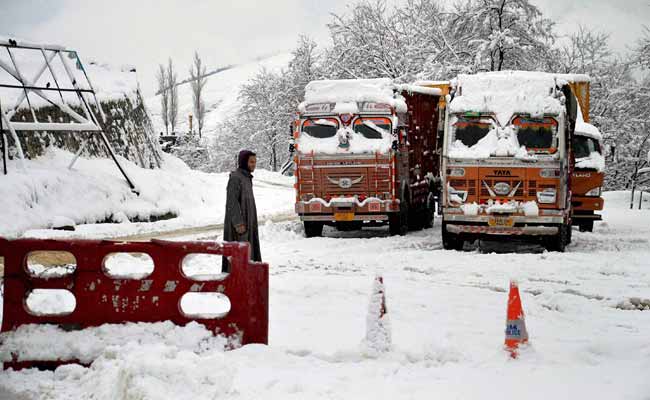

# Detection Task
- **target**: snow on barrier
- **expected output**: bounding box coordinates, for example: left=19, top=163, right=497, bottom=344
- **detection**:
left=0, top=237, right=268, bottom=370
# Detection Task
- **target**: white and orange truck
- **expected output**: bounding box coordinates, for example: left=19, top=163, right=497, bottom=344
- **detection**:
left=440, top=71, right=592, bottom=251
left=292, top=79, right=441, bottom=237
left=571, top=92, right=605, bottom=232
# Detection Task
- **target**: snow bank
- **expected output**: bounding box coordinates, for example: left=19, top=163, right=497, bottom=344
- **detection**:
left=0, top=148, right=294, bottom=238
left=300, top=78, right=407, bottom=113
left=449, top=71, right=565, bottom=126
left=0, top=321, right=227, bottom=364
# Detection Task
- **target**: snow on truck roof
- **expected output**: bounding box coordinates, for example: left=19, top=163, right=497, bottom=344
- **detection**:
left=299, top=78, right=441, bottom=114
left=449, top=71, right=590, bottom=126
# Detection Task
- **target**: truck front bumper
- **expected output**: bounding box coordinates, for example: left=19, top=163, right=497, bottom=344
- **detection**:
left=443, top=213, right=564, bottom=236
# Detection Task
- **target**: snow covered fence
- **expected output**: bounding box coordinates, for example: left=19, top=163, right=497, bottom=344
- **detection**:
left=0, top=237, right=268, bottom=369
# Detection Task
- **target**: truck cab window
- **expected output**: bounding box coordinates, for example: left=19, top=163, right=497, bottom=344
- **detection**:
left=452, top=116, right=492, bottom=147
left=513, top=116, right=557, bottom=151
left=302, top=118, right=339, bottom=138
left=354, top=118, right=391, bottom=139
left=573, top=136, right=600, bottom=159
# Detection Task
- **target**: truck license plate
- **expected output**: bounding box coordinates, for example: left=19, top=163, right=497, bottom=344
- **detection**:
left=334, top=212, right=355, bottom=221
left=488, top=216, right=514, bottom=228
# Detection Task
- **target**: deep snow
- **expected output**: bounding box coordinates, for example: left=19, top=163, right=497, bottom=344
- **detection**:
left=1, top=191, right=649, bottom=399
left=0, top=148, right=294, bottom=239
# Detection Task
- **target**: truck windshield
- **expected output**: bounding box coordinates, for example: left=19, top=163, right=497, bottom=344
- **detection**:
left=452, top=116, right=493, bottom=146
left=354, top=117, right=391, bottom=139
left=302, top=118, right=339, bottom=138
left=513, top=116, right=557, bottom=151
left=573, top=135, right=601, bottom=159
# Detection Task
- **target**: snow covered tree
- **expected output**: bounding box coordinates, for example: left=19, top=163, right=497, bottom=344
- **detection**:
left=189, top=51, right=208, bottom=138
left=638, top=26, right=650, bottom=69
left=156, top=65, right=169, bottom=135
left=167, top=58, right=179, bottom=134
left=463, top=0, right=556, bottom=72
left=325, top=0, right=462, bottom=81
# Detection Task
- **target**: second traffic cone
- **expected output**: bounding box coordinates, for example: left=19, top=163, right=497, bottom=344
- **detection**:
left=504, top=280, right=529, bottom=358
left=363, top=275, right=391, bottom=356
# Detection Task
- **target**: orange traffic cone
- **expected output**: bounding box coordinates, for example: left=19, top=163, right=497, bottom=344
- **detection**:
left=504, top=280, right=529, bottom=358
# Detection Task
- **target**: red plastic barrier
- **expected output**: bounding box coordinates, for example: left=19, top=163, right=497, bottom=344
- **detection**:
left=0, top=238, right=268, bottom=370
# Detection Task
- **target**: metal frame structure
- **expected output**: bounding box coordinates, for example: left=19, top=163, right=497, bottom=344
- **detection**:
left=0, top=38, right=137, bottom=191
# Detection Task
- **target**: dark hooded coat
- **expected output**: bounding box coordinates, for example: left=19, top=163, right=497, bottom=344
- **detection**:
left=223, top=153, right=261, bottom=269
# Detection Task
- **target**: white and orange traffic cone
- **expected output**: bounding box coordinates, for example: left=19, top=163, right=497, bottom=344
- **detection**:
left=505, top=280, right=529, bottom=358
left=363, top=275, right=391, bottom=356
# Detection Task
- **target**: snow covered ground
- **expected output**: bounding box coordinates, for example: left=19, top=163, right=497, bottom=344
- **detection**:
left=0, top=148, right=294, bottom=239
left=146, top=53, right=291, bottom=140
left=1, top=191, right=649, bottom=399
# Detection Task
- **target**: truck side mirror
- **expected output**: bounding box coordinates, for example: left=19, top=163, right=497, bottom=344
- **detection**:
left=289, top=143, right=295, bottom=153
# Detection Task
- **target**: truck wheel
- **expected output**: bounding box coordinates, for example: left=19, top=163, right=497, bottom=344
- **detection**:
left=389, top=200, right=409, bottom=236
left=304, top=221, right=323, bottom=238
left=545, top=224, right=568, bottom=252
left=579, top=220, right=594, bottom=232
left=442, top=223, right=464, bottom=251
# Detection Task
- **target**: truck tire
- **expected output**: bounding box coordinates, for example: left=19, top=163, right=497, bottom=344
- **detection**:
left=423, top=193, right=435, bottom=229
left=304, top=221, right=323, bottom=238
left=442, top=223, right=464, bottom=251
left=389, top=199, right=409, bottom=236
left=579, top=220, right=594, bottom=232
left=545, top=224, right=569, bottom=252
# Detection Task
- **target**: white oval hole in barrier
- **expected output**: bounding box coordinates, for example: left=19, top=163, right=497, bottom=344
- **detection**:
left=180, top=292, right=231, bottom=319
left=26, top=251, right=77, bottom=278
left=181, top=253, right=229, bottom=281
left=25, top=289, right=76, bottom=316
left=103, top=252, right=154, bottom=279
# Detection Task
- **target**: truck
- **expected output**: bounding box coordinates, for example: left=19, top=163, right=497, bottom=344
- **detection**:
left=440, top=71, right=589, bottom=252
left=570, top=89, right=605, bottom=232
left=292, top=78, right=441, bottom=237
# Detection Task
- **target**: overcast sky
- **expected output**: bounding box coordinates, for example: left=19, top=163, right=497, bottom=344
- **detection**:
left=1, top=0, right=649, bottom=96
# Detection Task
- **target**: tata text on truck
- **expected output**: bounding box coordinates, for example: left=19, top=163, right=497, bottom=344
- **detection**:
left=571, top=103, right=605, bottom=232
left=441, top=71, right=587, bottom=251
left=292, top=79, right=441, bottom=237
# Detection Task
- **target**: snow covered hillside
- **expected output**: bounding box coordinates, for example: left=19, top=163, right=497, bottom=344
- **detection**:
left=0, top=149, right=294, bottom=239
left=1, top=191, right=649, bottom=399
left=146, top=53, right=292, bottom=139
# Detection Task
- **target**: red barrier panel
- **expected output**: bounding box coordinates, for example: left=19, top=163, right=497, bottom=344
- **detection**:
left=0, top=238, right=268, bottom=370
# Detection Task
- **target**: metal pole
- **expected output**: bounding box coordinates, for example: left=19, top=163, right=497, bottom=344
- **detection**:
left=0, top=100, right=7, bottom=175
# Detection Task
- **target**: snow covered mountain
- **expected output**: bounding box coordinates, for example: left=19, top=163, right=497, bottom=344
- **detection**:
left=146, top=53, right=292, bottom=141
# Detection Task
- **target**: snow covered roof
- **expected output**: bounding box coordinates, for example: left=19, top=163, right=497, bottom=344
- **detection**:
left=449, top=71, right=575, bottom=126
left=300, top=78, right=408, bottom=113
left=395, top=84, right=442, bottom=96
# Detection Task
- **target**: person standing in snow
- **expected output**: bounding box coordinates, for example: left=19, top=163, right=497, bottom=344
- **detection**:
left=223, top=150, right=261, bottom=271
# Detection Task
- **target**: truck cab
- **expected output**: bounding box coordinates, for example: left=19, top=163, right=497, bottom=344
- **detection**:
left=441, top=71, right=583, bottom=252
left=571, top=122, right=605, bottom=231
left=292, top=79, right=441, bottom=237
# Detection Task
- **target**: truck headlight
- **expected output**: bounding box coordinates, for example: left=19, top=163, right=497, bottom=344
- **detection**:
left=536, top=188, right=557, bottom=204
left=585, top=187, right=602, bottom=197
left=448, top=185, right=468, bottom=202
left=447, top=168, right=465, bottom=177
left=540, top=169, right=560, bottom=178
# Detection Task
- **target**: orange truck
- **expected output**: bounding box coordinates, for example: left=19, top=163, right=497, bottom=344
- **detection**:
left=571, top=87, right=605, bottom=232
left=292, top=79, right=441, bottom=237
left=440, top=71, right=591, bottom=251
